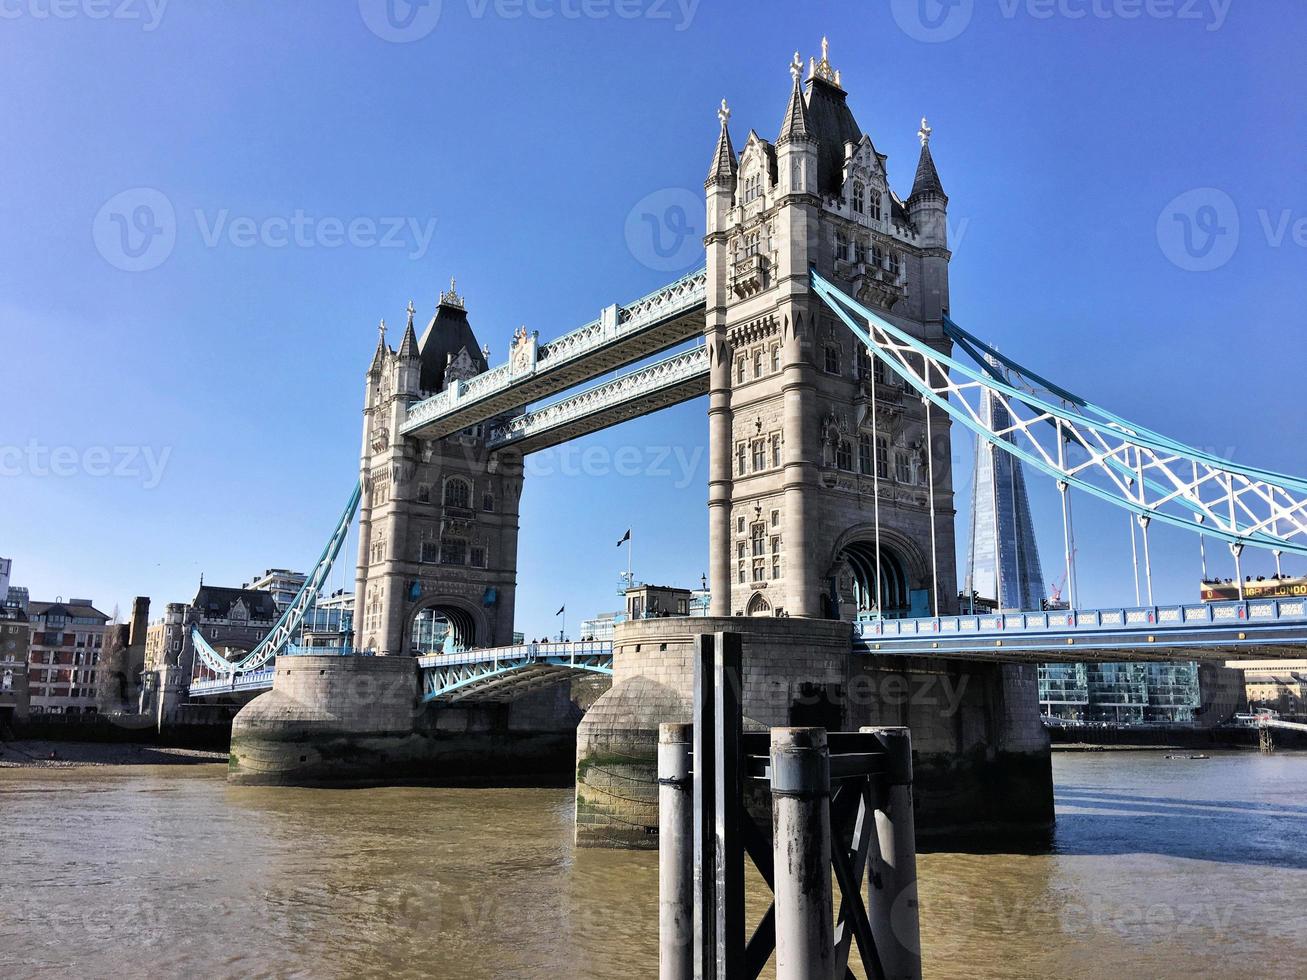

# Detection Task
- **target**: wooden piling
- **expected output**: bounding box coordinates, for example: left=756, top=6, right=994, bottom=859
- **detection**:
left=658, top=722, right=694, bottom=980
left=864, top=726, right=922, bottom=980
left=770, top=726, right=834, bottom=980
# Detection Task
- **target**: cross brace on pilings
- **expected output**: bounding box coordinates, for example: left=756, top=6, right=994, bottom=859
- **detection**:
left=662, top=632, right=921, bottom=980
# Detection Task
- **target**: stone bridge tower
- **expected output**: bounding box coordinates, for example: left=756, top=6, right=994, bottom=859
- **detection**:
left=706, top=41, right=959, bottom=621
left=353, top=282, right=522, bottom=655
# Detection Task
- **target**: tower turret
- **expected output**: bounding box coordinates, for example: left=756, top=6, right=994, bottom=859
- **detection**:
left=396, top=300, right=422, bottom=397
left=907, top=118, right=951, bottom=322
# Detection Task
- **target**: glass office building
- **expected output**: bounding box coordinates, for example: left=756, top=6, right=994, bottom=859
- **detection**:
left=1039, top=661, right=1202, bottom=724
left=962, top=376, right=1204, bottom=725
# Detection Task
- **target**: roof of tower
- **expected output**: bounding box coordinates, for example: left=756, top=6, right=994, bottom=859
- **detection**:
left=707, top=98, right=738, bottom=185
left=418, top=278, right=488, bottom=392
left=190, top=586, right=279, bottom=622
left=909, top=117, right=946, bottom=202
left=778, top=53, right=813, bottom=143
left=910, top=142, right=946, bottom=200
left=398, top=301, right=420, bottom=359
left=803, top=76, right=862, bottom=197
left=368, top=320, right=390, bottom=375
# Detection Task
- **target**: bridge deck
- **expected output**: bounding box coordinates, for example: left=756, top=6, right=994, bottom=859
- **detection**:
left=486, top=345, right=707, bottom=454
left=401, top=270, right=705, bottom=441
left=854, top=599, right=1307, bottom=662
left=418, top=641, right=614, bottom=703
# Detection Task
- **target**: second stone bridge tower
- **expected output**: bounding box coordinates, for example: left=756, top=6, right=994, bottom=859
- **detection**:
left=706, top=42, right=958, bottom=622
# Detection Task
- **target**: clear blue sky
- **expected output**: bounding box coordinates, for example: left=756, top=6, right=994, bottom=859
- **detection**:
left=2, top=0, right=1304, bottom=631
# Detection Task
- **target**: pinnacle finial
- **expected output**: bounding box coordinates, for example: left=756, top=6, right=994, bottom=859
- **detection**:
left=718, top=98, right=731, bottom=127
left=790, top=51, right=803, bottom=84
left=439, top=276, right=465, bottom=309
left=378, top=318, right=386, bottom=337
left=808, top=35, right=842, bottom=88
left=407, top=299, right=416, bottom=326
left=919, top=117, right=932, bottom=147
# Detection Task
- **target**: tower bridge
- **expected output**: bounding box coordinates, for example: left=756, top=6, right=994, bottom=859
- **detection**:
left=171, top=39, right=1307, bottom=843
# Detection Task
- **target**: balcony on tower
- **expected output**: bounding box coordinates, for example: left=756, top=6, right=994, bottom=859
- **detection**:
left=841, top=259, right=906, bottom=312
left=730, top=253, right=770, bottom=298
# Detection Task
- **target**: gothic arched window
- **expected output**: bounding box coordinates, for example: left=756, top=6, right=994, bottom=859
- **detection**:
left=443, top=478, right=471, bottom=509
left=852, top=181, right=865, bottom=214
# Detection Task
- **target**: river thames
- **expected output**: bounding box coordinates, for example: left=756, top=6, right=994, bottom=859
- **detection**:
left=3, top=750, right=1306, bottom=979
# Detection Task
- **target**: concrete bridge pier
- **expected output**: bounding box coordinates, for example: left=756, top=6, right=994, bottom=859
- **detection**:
left=228, top=655, right=577, bottom=786
left=575, top=617, right=1053, bottom=848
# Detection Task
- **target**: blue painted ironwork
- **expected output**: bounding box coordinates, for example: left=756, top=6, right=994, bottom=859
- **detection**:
left=419, top=640, right=614, bottom=703
left=811, top=271, right=1307, bottom=558
left=402, top=268, right=707, bottom=440
left=852, top=598, right=1307, bottom=659
left=191, top=480, right=362, bottom=677
left=188, top=666, right=276, bottom=697
left=283, top=644, right=358, bottom=657
left=486, top=344, right=708, bottom=452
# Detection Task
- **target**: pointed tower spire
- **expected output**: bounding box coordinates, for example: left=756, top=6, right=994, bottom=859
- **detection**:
left=706, top=98, right=738, bottom=186
left=398, top=300, right=420, bottom=359
left=778, top=51, right=813, bottom=143
left=368, top=318, right=389, bottom=375
left=910, top=117, right=946, bottom=200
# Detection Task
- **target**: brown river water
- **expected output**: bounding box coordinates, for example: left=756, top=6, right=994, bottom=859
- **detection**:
left=3, top=750, right=1306, bottom=979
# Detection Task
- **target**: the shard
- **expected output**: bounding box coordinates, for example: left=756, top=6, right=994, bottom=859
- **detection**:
left=964, top=360, right=1047, bottom=612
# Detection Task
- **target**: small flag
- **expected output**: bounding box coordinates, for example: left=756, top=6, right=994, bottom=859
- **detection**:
left=617, top=529, right=631, bottom=546
left=556, top=605, right=565, bottom=616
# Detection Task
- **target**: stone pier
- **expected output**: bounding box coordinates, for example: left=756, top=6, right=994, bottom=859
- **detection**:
left=575, top=617, right=1053, bottom=848
left=228, top=655, right=577, bottom=786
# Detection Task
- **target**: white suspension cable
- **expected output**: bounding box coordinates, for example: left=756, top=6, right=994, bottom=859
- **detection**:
left=1129, top=512, right=1142, bottom=606
left=1139, top=515, right=1155, bottom=606
left=991, top=440, right=1002, bottom=610
left=924, top=375, right=940, bottom=617
left=871, top=362, right=883, bottom=620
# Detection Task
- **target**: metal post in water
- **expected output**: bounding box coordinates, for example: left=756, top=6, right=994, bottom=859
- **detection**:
left=863, top=726, right=922, bottom=980
left=770, top=727, right=834, bottom=980
left=658, top=722, right=693, bottom=980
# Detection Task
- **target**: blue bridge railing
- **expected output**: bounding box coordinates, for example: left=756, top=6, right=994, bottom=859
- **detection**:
left=854, top=598, right=1307, bottom=657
